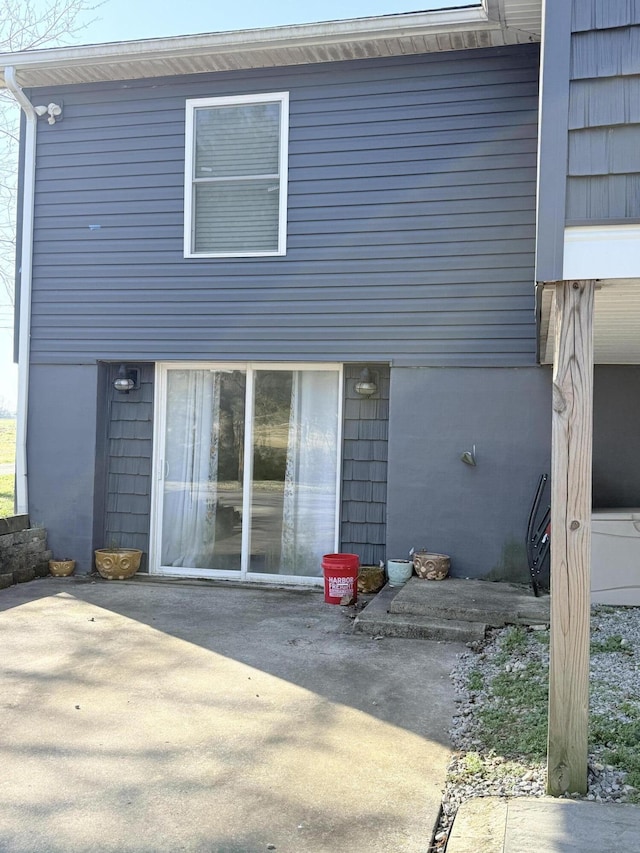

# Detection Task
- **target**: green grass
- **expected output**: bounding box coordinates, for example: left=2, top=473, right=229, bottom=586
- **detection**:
left=0, top=418, right=16, bottom=517
left=467, top=668, right=485, bottom=692
left=591, top=709, right=640, bottom=788
left=0, top=418, right=16, bottom=465
left=458, top=621, right=640, bottom=795
left=476, top=660, right=549, bottom=759
left=0, top=473, right=14, bottom=518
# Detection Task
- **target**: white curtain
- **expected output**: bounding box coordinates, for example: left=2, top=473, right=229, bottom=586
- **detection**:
left=162, top=370, right=220, bottom=568
left=281, top=370, right=339, bottom=575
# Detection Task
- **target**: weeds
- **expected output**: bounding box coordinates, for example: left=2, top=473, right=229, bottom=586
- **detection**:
left=591, top=634, right=633, bottom=655
left=591, top=710, right=640, bottom=788
left=455, top=614, right=640, bottom=797
left=467, top=669, right=484, bottom=692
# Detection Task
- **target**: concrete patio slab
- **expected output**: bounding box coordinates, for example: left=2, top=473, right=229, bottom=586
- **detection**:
left=447, top=796, right=640, bottom=853
left=0, top=578, right=462, bottom=853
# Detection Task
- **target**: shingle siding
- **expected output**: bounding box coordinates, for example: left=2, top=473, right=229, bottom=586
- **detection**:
left=104, top=364, right=154, bottom=564
left=28, top=45, right=539, bottom=369
left=567, top=0, right=640, bottom=222
left=572, top=0, right=640, bottom=32
left=340, top=364, right=389, bottom=566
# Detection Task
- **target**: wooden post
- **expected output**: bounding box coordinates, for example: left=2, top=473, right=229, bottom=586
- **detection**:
left=547, top=280, right=594, bottom=796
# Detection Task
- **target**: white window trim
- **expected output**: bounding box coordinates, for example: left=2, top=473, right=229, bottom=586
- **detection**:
left=184, top=91, right=289, bottom=259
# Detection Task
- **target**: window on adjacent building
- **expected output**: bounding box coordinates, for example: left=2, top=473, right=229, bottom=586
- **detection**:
left=184, top=92, right=289, bottom=258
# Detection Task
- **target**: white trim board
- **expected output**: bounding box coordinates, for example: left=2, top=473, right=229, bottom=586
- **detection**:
left=564, top=225, right=640, bottom=280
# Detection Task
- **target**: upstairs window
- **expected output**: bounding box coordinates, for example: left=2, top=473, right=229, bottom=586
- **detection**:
left=184, top=92, right=289, bottom=258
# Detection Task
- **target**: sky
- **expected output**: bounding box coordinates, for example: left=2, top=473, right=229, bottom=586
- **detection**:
left=0, top=0, right=464, bottom=411
left=76, top=1, right=465, bottom=44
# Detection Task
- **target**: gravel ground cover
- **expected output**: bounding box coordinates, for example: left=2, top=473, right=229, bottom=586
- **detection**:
left=431, top=606, right=640, bottom=851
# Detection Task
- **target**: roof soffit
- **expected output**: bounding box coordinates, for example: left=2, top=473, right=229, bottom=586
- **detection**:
left=0, top=5, right=542, bottom=89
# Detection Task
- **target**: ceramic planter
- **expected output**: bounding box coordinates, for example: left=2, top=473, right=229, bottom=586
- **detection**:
left=413, top=551, right=451, bottom=581
left=357, top=565, right=385, bottom=594
left=49, top=559, right=76, bottom=577
left=387, top=559, right=414, bottom=587
left=94, top=548, right=142, bottom=580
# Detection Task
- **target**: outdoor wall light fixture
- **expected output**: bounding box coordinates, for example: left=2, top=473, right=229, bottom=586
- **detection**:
left=34, top=102, right=62, bottom=125
left=354, top=367, right=378, bottom=398
left=460, top=445, right=477, bottom=466
left=113, top=364, right=140, bottom=394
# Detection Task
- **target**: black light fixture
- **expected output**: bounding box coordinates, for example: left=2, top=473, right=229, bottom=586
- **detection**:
left=354, top=367, right=378, bottom=398
left=113, top=364, right=140, bottom=394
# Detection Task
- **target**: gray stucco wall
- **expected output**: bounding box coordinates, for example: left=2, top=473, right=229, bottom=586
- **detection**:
left=386, top=366, right=552, bottom=580
left=27, top=44, right=539, bottom=368
left=27, top=364, right=100, bottom=571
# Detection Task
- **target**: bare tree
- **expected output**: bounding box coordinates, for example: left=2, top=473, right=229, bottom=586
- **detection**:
left=0, top=1, right=100, bottom=305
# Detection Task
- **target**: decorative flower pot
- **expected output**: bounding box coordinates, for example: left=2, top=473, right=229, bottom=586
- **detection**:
left=357, top=565, right=385, bottom=594
left=49, top=559, right=75, bottom=577
left=387, top=559, right=414, bottom=587
left=94, top=548, right=142, bottom=580
left=413, top=551, right=451, bottom=581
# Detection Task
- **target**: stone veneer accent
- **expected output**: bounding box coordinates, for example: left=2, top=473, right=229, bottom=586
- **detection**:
left=0, top=515, right=53, bottom=588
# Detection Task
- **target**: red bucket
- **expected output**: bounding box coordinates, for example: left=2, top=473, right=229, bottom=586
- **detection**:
left=322, top=553, right=360, bottom=604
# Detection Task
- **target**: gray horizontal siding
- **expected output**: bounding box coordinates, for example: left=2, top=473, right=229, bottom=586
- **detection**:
left=28, top=46, right=539, bottom=367
left=566, top=1, right=640, bottom=222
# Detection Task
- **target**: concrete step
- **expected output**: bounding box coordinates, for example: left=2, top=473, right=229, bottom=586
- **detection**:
left=389, top=578, right=549, bottom=627
left=447, top=797, right=640, bottom=853
left=354, top=585, right=486, bottom=643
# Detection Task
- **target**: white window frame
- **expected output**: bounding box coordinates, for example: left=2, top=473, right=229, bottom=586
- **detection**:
left=184, top=92, right=289, bottom=259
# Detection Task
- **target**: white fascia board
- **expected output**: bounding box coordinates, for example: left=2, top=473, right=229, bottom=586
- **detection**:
left=0, top=7, right=489, bottom=86
left=564, top=225, right=640, bottom=280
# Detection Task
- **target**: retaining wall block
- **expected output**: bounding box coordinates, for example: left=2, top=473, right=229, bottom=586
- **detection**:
left=0, top=516, right=30, bottom=536
left=35, top=560, right=51, bottom=578
left=13, top=567, right=36, bottom=584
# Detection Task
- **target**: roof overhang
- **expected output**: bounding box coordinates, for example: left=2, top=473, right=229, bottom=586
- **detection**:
left=0, top=3, right=540, bottom=89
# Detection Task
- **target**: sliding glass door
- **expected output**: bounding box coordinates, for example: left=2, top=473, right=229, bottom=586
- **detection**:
left=153, top=363, right=342, bottom=583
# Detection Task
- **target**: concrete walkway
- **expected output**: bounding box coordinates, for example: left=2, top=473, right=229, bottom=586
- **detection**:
left=447, top=796, right=640, bottom=852
left=0, top=578, right=462, bottom=853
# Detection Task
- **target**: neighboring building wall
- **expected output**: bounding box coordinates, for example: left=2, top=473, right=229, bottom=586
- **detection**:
left=567, top=1, right=640, bottom=221
left=386, top=366, right=552, bottom=581
left=27, top=44, right=539, bottom=368
left=103, top=363, right=154, bottom=567
left=341, top=364, right=389, bottom=566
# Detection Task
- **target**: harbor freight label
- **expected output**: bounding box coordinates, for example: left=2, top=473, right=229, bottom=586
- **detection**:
left=329, top=576, right=355, bottom=598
